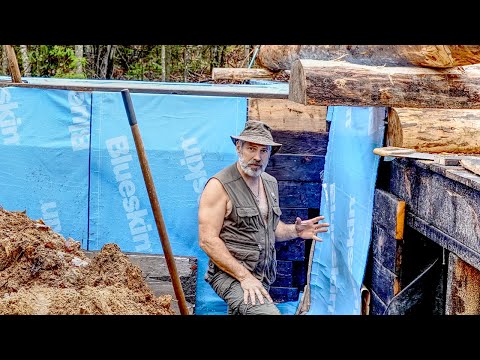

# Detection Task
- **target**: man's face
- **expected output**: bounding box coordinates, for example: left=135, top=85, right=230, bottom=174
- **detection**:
left=237, top=141, right=271, bottom=177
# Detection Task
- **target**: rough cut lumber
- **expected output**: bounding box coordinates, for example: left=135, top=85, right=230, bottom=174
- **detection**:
left=289, top=59, right=480, bottom=109
left=248, top=98, right=327, bottom=132
left=387, top=108, right=480, bottom=153
left=212, top=67, right=274, bottom=81
left=460, top=157, right=480, bottom=176
left=257, top=45, right=480, bottom=71
left=446, top=252, right=480, bottom=315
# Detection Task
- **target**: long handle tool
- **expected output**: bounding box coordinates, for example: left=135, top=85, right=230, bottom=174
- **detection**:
left=121, top=89, right=190, bottom=315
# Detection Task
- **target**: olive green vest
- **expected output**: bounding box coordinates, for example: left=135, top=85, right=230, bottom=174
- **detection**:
left=204, top=162, right=282, bottom=285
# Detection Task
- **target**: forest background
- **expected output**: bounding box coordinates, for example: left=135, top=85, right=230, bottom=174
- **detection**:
left=0, top=45, right=259, bottom=83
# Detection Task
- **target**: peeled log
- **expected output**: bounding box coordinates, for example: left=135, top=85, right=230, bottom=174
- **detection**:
left=257, top=45, right=480, bottom=71
left=387, top=108, right=480, bottom=153
left=289, top=59, right=480, bottom=109
left=212, top=67, right=274, bottom=81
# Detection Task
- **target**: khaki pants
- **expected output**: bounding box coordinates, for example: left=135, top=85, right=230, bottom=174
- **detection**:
left=207, top=270, right=281, bottom=315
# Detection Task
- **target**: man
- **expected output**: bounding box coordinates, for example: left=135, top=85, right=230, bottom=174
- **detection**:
left=198, top=120, right=330, bottom=315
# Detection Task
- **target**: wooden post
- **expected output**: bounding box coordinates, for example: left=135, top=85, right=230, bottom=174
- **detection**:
left=3, top=45, right=22, bottom=83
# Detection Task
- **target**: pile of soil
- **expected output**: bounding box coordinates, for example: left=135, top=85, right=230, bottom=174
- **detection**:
left=0, top=206, right=175, bottom=315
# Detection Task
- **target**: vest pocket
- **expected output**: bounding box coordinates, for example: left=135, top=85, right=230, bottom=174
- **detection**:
left=236, top=206, right=260, bottom=232
left=229, top=245, right=260, bottom=272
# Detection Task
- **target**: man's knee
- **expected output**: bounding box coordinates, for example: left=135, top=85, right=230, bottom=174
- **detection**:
left=235, top=301, right=281, bottom=315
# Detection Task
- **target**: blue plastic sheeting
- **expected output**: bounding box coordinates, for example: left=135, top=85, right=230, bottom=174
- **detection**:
left=306, top=106, right=386, bottom=315
left=0, top=87, right=91, bottom=245
left=89, top=91, right=246, bottom=315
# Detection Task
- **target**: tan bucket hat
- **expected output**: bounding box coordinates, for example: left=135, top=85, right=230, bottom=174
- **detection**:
left=230, top=120, right=282, bottom=155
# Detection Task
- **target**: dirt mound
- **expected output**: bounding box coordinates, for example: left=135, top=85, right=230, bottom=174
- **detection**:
left=0, top=207, right=175, bottom=315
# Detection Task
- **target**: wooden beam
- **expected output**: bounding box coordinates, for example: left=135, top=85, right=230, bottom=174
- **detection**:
left=212, top=67, right=274, bottom=81
left=247, top=98, right=327, bottom=132
left=289, top=59, right=480, bottom=109
left=387, top=107, right=480, bottom=153
left=446, top=252, right=480, bottom=315
left=257, top=45, right=480, bottom=71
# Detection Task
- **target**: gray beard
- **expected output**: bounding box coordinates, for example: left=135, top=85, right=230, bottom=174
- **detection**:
left=238, top=154, right=266, bottom=177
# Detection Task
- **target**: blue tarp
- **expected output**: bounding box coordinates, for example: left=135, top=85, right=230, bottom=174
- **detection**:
left=0, top=87, right=91, bottom=244
left=306, top=106, right=386, bottom=315
left=0, top=85, right=246, bottom=315
left=0, top=80, right=386, bottom=316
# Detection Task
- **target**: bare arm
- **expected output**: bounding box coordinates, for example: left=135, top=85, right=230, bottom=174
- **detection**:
left=198, top=178, right=272, bottom=305
left=275, top=216, right=330, bottom=242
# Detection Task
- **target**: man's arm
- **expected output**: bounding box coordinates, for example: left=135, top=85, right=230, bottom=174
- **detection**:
left=275, top=216, right=329, bottom=242
left=198, top=178, right=272, bottom=305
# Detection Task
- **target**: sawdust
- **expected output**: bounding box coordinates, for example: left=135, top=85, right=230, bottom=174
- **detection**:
left=0, top=206, right=175, bottom=315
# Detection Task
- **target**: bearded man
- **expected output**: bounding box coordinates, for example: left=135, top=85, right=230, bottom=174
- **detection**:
left=198, top=120, right=329, bottom=315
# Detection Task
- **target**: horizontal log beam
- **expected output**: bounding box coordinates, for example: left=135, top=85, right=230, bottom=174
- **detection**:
left=247, top=98, right=327, bottom=132
left=387, top=108, right=480, bottom=153
left=289, top=59, right=480, bottom=109
left=212, top=67, right=274, bottom=81
left=257, top=45, right=480, bottom=71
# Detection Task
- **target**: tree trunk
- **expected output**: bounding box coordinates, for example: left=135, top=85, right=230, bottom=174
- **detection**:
left=289, top=59, right=480, bottom=109
left=387, top=107, right=480, bottom=153
left=257, top=45, right=480, bottom=71
left=1, top=47, right=8, bottom=75
left=161, top=45, right=166, bottom=82
left=19, top=45, right=30, bottom=76
left=75, top=45, right=83, bottom=75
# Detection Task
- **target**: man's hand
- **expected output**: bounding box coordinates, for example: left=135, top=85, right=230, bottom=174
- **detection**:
left=240, top=273, right=273, bottom=305
left=295, top=215, right=329, bottom=241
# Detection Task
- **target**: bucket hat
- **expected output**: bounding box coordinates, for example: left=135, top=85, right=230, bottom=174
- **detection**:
left=230, top=120, right=282, bottom=155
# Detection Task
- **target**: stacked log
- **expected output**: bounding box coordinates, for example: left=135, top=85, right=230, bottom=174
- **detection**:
left=257, top=45, right=480, bottom=71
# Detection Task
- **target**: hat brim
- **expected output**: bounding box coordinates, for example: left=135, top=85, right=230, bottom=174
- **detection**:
left=230, top=135, right=282, bottom=155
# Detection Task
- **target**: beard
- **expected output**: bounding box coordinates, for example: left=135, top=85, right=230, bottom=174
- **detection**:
left=238, top=152, right=267, bottom=177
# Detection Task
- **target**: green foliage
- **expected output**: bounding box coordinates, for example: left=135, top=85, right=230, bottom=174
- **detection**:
left=27, top=45, right=85, bottom=78
left=4, top=45, right=255, bottom=82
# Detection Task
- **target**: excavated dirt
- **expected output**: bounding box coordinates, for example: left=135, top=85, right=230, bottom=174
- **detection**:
left=0, top=206, right=175, bottom=315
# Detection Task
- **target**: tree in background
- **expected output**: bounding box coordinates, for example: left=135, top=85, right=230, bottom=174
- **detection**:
left=0, top=45, right=256, bottom=83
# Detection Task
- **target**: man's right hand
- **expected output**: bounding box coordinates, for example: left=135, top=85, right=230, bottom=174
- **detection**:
left=240, top=273, right=273, bottom=305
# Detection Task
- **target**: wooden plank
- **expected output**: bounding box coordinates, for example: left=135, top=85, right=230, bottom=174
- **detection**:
left=289, top=59, right=480, bottom=109
left=371, top=223, right=402, bottom=275
left=272, top=260, right=293, bottom=287
left=247, top=98, right=327, bottom=132
left=369, top=288, right=387, bottom=315
left=272, top=130, right=329, bottom=156
left=461, top=157, right=480, bottom=176
left=269, top=286, right=300, bottom=303
left=446, top=252, right=480, bottom=315
left=406, top=212, right=480, bottom=270
left=266, top=154, right=325, bottom=182
left=280, top=208, right=309, bottom=223
left=275, top=238, right=305, bottom=261
left=212, top=67, right=274, bottom=81
left=372, top=188, right=406, bottom=240
left=371, top=257, right=399, bottom=304
left=278, top=181, right=321, bottom=208
left=389, top=160, right=480, bottom=253
left=292, top=261, right=307, bottom=288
